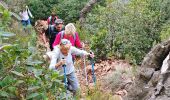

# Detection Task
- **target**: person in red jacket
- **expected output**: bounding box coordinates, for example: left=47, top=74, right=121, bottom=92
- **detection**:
left=47, top=11, right=58, bottom=25
left=52, top=23, right=83, bottom=49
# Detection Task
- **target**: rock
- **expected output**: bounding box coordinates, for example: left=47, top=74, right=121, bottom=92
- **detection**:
left=141, top=39, right=170, bottom=69
left=149, top=71, right=160, bottom=87
left=126, top=39, right=170, bottom=100
left=139, top=67, right=155, bottom=81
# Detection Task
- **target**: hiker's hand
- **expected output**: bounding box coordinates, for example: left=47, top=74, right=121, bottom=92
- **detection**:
left=89, top=51, right=94, bottom=58
left=60, top=59, right=66, bottom=65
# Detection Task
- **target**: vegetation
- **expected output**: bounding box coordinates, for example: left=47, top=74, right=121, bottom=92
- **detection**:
left=1, top=0, right=170, bottom=99
left=82, top=0, right=170, bottom=64
left=0, top=7, right=67, bottom=99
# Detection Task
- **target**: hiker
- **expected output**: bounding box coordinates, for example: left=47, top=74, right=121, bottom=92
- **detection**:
left=52, top=23, right=84, bottom=49
left=19, top=5, right=34, bottom=27
left=45, top=19, right=64, bottom=50
left=49, top=39, right=94, bottom=96
left=47, top=11, right=58, bottom=25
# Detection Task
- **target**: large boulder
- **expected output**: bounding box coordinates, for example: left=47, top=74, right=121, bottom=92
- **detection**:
left=125, top=39, right=170, bottom=100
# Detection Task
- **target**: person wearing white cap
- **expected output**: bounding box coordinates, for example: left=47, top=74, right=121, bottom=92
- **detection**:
left=49, top=39, right=94, bottom=96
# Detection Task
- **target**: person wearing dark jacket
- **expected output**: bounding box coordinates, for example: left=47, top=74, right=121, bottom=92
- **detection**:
left=45, top=19, right=64, bottom=50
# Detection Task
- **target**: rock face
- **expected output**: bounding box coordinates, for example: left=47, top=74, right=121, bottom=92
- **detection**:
left=125, top=39, right=170, bottom=100
left=34, top=20, right=50, bottom=52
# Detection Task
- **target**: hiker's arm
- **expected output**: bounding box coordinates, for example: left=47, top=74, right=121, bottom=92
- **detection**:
left=71, top=46, right=89, bottom=56
left=52, top=32, right=61, bottom=48
left=75, top=32, right=82, bottom=48
left=49, top=50, right=60, bottom=70
left=26, top=6, right=33, bottom=18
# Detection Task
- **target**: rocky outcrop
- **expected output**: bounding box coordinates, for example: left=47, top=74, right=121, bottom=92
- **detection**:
left=34, top=20, right=50, bottom=52
left=125, top=39, right=170, bottom=100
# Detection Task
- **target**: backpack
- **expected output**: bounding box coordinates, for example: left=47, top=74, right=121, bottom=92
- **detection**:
left=60, top=31, right=76, bottom=45
left=49, top=16, right=58, bottom=25
left=48, top=25, right=55, bottom=38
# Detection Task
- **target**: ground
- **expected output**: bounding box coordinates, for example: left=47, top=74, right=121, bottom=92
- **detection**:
left=75, top=58, right=133, bottom=99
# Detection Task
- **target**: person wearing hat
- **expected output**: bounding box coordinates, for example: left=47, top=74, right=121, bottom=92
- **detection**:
left=49, top=39, right=94, bottom=96
left=45, top=19, right=64, bottom=50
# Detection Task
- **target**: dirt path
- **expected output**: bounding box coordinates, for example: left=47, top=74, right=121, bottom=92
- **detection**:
left=75, top=58, right=133, bottom=98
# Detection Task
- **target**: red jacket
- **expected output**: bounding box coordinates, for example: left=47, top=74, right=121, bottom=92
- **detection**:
left=52, top=32, right=82, bottom=48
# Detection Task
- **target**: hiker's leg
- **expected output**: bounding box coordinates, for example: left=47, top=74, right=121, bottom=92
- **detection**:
left=27, top=19, right=31, bottom=26
left=21, top=20, right=26, bottom=27
left=67, top=72, right=79, bottom=96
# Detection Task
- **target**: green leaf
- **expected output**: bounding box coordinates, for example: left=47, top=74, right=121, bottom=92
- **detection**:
left=11, top=71, right=24, bottom=77
left=0, top=90, right=9, bottom=97
left=15, top=80, right=24, bottom=85
left=51, top=71, right=59, bottom=79
left=28, top=86, right=40, bottom=91
left=8, top=86, right=16, bottom=93
left=26, top=93, right=39, bottom=99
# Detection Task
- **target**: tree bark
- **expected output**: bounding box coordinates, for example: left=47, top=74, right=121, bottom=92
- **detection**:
left=79, top=0, right=98, bottom=27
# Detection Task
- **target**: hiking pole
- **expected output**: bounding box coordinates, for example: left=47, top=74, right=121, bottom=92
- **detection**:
left=90, top=51, right=96, bottom=84
left=62, top=58, right=68, bottom=100
left=83, top=55, right=88, bottom=85
left=81, top=43, right=88, bottom=85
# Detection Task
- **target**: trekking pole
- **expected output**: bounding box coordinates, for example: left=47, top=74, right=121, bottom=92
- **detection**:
left=83, top=55, right=88, bottom=85
left=62, top=58, right=68, bottom=100
left=90, top=51, right=96, bottom=84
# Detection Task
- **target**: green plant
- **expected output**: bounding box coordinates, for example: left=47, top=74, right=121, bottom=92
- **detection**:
left=90, top=29, right=109, bottom=60
left=83, top=0, right=170, bottom=64
left=0, top=9, right=67, bottom=99
left=85, top=85, right=114, bottom=100
left=27, top=0, right=88, bottom=23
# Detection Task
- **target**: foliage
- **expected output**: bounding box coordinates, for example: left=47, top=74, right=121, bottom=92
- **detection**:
left=85, top=85, right=114, bottom=100
left=160, top=21, right=170, bottom=41
left=0, top=9, right=66, bottom=99
left=90, top=29, right=109, bottom=60
left=84, top=0, right=170, bottom=64
left=0, top=33, right=67, bottom=100
left=27, top=0, right=88, bottom=24
left=0, top=6, right=11, bottom=28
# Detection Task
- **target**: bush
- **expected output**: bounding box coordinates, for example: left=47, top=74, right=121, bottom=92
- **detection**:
left=27, top=0, right=88, bottom=24
left=0, top=10, right=66, bottom=99
left=90, top=29, right=109, bottom=60
left=83, top=0, right=170, bottom=64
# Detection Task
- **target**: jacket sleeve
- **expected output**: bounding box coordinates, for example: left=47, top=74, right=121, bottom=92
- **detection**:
left=49, top=48, right=60, bottom=70
left=52, top=32, right=61, bottom=48
left=71, top=46, right=89, bottom=56
left=75, top=32, right=82, bottom=48
left=27, top=8, right=33, bottom=18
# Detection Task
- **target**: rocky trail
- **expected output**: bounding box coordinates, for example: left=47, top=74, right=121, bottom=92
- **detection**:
left=75, top=57, right=133, bottom=99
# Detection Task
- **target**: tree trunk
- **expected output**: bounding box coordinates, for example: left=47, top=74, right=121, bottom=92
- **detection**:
left=79, top=0, right=98, bottom=27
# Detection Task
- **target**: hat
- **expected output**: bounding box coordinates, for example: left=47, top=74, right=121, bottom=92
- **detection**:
left=55, top=19, right=63, bottom=25
left=60, top=39, right=71, bottom=45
